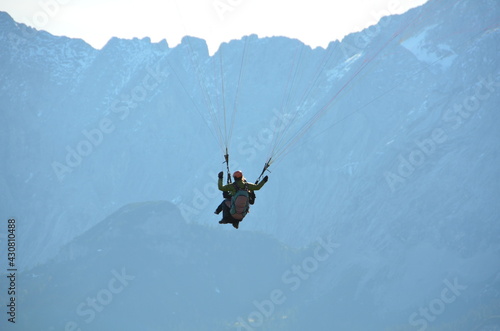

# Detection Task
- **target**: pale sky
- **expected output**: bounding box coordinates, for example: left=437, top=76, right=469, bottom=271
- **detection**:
left=1, top=0, right=428, bottom=54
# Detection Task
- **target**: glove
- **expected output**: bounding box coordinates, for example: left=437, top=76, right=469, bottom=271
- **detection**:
left=263, top=175, right=269, bottom=183
left=218, top=171, right=223, bottom=179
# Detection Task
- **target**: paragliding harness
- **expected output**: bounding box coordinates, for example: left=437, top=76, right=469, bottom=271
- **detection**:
left=219, top=151, right=259, bottom=223
left=248, top=190, right=256, bottom=205
left=229, top=182, right=251, bottom=220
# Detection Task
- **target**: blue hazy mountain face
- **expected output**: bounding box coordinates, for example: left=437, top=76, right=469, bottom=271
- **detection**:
left=0, top=0, right=499, bottom=329
left=15, top=201, right=299, bottom=330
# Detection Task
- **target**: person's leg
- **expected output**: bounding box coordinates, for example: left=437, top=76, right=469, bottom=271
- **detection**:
left=219, top=199, right=232, bottom=224
left=214, top=201, right=224, bottom=214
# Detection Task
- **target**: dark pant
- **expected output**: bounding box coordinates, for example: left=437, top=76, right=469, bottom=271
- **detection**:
left=219, top=199, right=231, bottom=220
left=217, top=199, right=240, bottom=224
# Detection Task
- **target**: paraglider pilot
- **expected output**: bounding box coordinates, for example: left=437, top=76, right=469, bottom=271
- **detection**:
left=215, top=170, right=268, bottom=229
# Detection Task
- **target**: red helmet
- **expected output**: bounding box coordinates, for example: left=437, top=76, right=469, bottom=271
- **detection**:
left=233, top=170, right=243, bottom=179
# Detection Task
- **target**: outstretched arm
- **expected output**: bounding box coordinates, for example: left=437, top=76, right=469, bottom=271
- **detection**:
left=247, top=176, right=269, bottom=191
